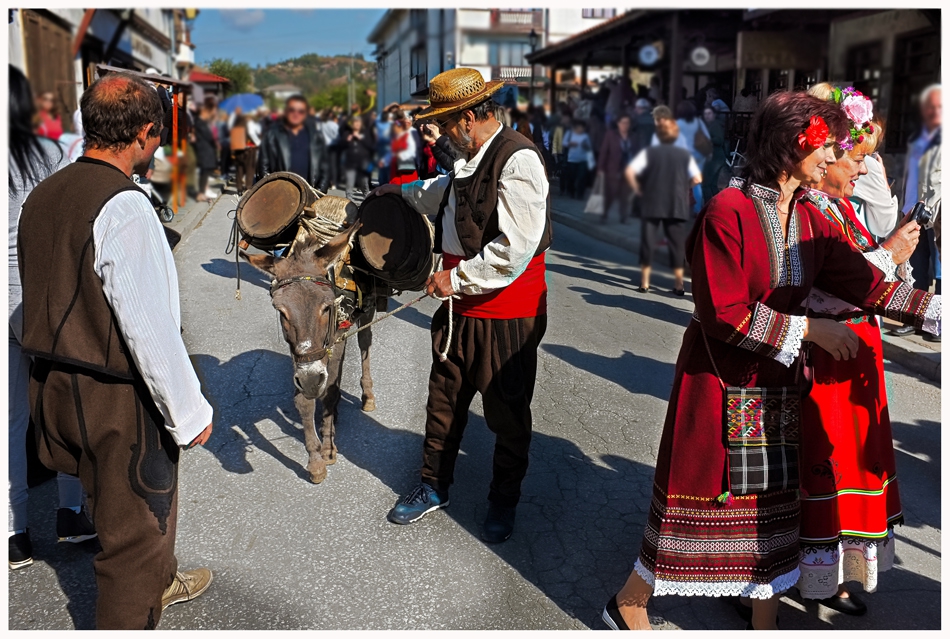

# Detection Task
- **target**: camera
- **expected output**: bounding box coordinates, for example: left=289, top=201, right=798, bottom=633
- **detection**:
left=908, top=201, right=932, bottom=227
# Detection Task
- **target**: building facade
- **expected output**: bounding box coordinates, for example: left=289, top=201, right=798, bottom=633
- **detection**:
left=368, top=8, right=629, bottom=109
left=8, top=9, right=196, bottom=132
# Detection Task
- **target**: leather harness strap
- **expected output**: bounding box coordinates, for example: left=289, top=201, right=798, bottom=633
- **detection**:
left=270, top=275, right=336, bottom=363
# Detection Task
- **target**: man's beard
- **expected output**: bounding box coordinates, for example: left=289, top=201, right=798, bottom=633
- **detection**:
left=447, top=127, right=476, bottom=157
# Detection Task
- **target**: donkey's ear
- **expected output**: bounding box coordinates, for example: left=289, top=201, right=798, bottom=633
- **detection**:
left=240, top=250, right=281, bottom=277
left=313, top=222, right=361, bottom=272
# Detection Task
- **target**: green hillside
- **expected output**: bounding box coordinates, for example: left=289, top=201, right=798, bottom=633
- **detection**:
left=254, top=53, right=375, bottom=103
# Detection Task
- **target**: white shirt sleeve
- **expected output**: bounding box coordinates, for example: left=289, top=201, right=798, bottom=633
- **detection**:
left=650, top=133, right=660, bottom=147
left=401, top=173, right=451, bottom=216
left=629, top=149, right=648, bottom=176
left=852, top=153, right=899, bottom=237
left=687, top=155, right=701, bottom=179
left=453, top=149, right=549, bottom=295
left=93, top=190, right=213, bottom=447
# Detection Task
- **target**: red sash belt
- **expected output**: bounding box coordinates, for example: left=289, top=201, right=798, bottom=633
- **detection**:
left=442, top=253, right=547, bottom=319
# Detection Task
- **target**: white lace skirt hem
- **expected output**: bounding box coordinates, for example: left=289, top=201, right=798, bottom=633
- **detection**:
left=796, top=532, right=896, bottom=599
left=634, top=558, right=801, bottom=600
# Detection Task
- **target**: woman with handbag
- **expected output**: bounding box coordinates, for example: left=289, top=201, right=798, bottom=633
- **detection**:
left=601, top=91, right=941, bottom=631
left=792, top=85, right=922, bottom=617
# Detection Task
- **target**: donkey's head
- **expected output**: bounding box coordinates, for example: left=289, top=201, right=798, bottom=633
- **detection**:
left=241, top=224, right=359, bottom=400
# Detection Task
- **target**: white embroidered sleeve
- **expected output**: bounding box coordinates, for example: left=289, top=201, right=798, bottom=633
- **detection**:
left=922, top=295, right=942, bottom=336
left=775, top=314, right=808, bottom=368
left=863, top=247, right=898, bottom=281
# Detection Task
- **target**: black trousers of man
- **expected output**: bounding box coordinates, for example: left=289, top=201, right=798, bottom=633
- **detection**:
left=420, top=305, right=547, bottom=508
left=30, top=360, right=179, bottom=630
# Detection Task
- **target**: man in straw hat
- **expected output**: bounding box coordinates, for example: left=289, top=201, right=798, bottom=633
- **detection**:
left=369, top=68, right=552, bottom=544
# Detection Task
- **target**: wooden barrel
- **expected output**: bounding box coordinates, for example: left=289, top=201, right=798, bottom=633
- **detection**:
left=352, top=193, right=434, bottom=292
left=236, top=172, right=317, bottom=251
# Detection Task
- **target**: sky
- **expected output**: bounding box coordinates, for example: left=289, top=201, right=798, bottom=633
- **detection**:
left=190, top=9, right=387, bottom=68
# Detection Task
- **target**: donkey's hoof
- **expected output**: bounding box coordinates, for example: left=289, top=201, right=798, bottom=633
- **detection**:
left=362, top=396, right=376, bottom=412
left=308, top=460, right=327, bottom=484
left=322, top=449, right=338, bottom=465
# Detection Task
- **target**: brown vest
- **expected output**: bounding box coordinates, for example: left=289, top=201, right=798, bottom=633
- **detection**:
left=435, top=125, right=553, bottom=260
left=18, top=157, right=141, bottom=379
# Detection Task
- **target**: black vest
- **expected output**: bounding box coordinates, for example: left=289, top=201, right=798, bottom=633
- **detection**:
left=18, top=157, right=141, bottom=379
left=639, top=144, right=693, bottom=221
left=435, top=125, right=553, bottom=259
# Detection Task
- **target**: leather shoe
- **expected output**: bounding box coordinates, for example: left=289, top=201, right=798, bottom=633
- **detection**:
left=162, top=568, right=213, bottom=610
left=481, top=502, right=516, bottom=544
left=602, top=594, right=630, bottom=630
left=817, top=592, right=867, bottom=616
left=923, top=332, right=941, bottom=343
left=889, top=324, right=915, bottom=336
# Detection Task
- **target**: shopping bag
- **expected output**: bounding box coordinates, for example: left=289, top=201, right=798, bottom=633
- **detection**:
left=584, top=172, right=605, bottom=215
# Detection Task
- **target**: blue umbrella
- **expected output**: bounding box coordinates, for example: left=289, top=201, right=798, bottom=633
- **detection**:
left=218, top=93, right=265, bottom=114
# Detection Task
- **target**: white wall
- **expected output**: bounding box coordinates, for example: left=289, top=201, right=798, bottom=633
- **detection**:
left=547, top=8, right=634, bottom=45
left=457, top=9, right=491, bottom=31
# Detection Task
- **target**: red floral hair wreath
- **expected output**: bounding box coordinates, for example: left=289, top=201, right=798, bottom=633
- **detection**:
left=798, top=116, right=829, bottom=150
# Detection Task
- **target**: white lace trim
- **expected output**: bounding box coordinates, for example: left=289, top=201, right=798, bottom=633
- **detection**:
left=864, top=247, right=898, bottom=281
left=797, top=532, right=896, bottom=599
left=775, top=314, right=807, bottom=367
left=896, top=259, right=915, bottom=286
left=634, top=558, right=800, bottom=600
left=922, top=294, right=941, bottom=336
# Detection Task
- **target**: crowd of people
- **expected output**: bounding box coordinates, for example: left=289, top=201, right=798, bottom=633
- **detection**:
left=10, top=59, right=944, bottom=632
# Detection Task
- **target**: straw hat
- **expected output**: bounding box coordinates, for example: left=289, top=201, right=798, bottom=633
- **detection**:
left=415, top=68, right=505, bottom=122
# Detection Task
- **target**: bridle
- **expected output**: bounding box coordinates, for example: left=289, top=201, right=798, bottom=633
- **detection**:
left=269, top=275, right=337, bottom=363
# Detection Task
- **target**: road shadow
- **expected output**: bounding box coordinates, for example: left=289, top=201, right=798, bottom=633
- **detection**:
left=193, top=350, right=311, bottom=481
left=201, top=258, right=272, bottom=291
left=12, top=479, right=100, bottom=629
left=541, top=344, right=675, bottom=401
left=568, top=285, right=692, bottom=327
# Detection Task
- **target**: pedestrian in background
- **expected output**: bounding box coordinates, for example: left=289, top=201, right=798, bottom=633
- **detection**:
left=597, top=113, right=635, bottom=224
left=342, top=116, right=374, bottom=199
left=259, top=95, right=329, bottom=191
left=34, top=91, right=63, bottom=141
left=216, top=109, right=232, bottom=182
left=8, top=65, right=95, bottom=572
left=892, top=84, right=941, bottom=340
left=320, top=109, right=341, bottom=189
left=563, top=119, right=592, bottom=200
left=701, top=105, right=729, bottom=203
left=18, top=71, right=213, bottom=629
left=626, top=114, right=700, bottom=295
left=387, top=118, right=419, bottom=185
left=192, top=96, right=218, bottom=202
left=230, top=109, right=260, bottom=196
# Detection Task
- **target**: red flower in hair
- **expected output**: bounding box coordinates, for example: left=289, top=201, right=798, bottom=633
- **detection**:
left=798, top=116, right=830, bottom=150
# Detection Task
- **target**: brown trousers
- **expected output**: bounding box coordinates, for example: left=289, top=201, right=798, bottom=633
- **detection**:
left=421, top=306, right=547, bottom=508
left=603, top=172, right=632, bottom=223
left=233, top=147, right=258, bottom=194
left=30, top=360, right=179, bottom=630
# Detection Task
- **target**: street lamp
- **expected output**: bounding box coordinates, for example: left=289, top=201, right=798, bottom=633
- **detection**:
left=528, top=28, right=538, bottom=107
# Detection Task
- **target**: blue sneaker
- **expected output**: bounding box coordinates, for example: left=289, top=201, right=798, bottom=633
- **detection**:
left=387, top=484, right=449, bottom=525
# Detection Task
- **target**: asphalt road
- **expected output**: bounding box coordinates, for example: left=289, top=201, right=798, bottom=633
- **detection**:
left=9, top=193, right=941, bottom=630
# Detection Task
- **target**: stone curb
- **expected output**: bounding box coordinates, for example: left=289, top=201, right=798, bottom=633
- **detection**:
left=552, top=208, right=941, bottom=384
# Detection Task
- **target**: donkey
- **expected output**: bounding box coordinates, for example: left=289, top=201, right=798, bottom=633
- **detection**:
left=241, top=224, right=380, bottom=483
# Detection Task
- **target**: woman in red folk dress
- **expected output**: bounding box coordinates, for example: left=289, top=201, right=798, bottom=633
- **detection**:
left=601, top=91, right=941, bottom=631
left=794, top=85, right=925, bottom=616
left=388, top=119, right=420, bottom=185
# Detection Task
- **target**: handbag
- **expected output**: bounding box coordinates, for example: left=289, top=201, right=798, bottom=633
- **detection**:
left=694, top=127, right=713, bottom=157
left=584, top=172, right=606, bottom=215
left=700, top=324, right=810, bottom=501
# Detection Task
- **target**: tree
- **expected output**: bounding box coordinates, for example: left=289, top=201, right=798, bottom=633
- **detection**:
left=206, top=58, right=254, bottom=96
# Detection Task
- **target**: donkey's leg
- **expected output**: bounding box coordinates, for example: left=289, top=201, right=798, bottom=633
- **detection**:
left=358, top=306, right=377, bottom=412
left=319, top=340, right=345, bottom=466
left=294, top=390, right=326, bottom=484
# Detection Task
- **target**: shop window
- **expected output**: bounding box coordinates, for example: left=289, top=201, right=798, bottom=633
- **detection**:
left=846, top=41, right=883, bottom=101
left=887, top=29, right=940, bottom=153
left=489, top=40, right=532, bottom=67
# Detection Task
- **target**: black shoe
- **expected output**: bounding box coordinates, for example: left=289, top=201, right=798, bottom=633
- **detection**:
left=817, top=592, right=867, bottom=616
left=923, top=332, right=941, bottom=343
left=672, top=288, right=686, bottom=297
left=602, top=594, right=630, bottom=630
left=637, top=286, right=651, bottom=293
left=481, top=502, right=516, bottom=544
left=56, top=508, right=97, bottom=543
left=387, top=484, right=449, bottom=525
left=889, top=324, right=915, bottom=336
left=9, top=531, right=33, bottom=570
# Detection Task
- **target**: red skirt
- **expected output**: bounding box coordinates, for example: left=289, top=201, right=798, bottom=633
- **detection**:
left=797, top=315, right=901, bottom=598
